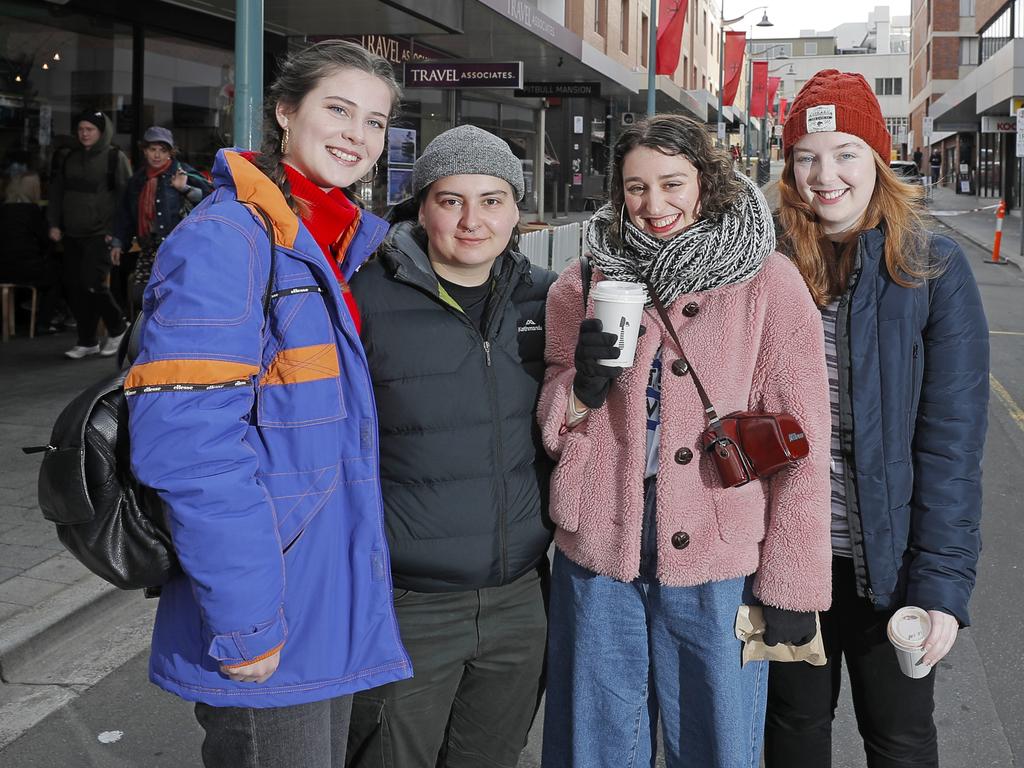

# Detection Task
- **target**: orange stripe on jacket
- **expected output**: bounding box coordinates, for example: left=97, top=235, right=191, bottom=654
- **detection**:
left=126, top=359, right=259, bottom=389
left=260, top=344, right=340, bottom=387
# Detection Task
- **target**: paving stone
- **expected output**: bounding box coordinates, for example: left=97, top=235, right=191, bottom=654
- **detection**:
left=1, top=524, right=58, bottom=549
left=0, top=566, right=20, bottom=584
left=0, top=576, right=66, bottom=607
left=0, top=600, right=25, bottom=623
left=21, top=555, right=90, bottom=585
left=0, top=544, right=53, bottom=571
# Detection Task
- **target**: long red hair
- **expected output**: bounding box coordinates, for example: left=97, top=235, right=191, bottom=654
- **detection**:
left=778, top=151, right=930, bottom=306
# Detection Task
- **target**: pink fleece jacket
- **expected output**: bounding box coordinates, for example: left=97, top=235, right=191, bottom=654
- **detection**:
left=538, top=254, right=833, bottom=611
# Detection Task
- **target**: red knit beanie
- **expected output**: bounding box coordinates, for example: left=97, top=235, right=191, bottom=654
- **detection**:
left=783, top=69, right=891, bottom=160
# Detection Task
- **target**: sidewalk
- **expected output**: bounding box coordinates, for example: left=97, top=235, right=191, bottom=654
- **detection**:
left=925, top=184, right=1023, bottom=269
left=0, top=335, right=139, bottom=692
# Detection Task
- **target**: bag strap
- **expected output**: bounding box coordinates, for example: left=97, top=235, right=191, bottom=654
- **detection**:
left=249, top=203, right=278, bottom=319
left=643, top=282, right=722, bottom=429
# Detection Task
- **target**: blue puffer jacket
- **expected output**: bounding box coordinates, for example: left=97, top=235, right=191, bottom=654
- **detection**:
left=126, top=149, right=411, bottom=707
left=841, top=228, right=988, bottom=626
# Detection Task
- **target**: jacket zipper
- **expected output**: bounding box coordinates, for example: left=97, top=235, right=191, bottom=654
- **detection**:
left=394, top=262, right=524, bottom=583
left=836, top=250, right=876, bottom=604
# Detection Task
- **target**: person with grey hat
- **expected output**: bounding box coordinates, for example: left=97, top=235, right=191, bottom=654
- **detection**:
left=111, top=126, right=212, bottom=314
left=47, top=109, right=132, bottom=358
left=345, top=124, right=555, bottom=768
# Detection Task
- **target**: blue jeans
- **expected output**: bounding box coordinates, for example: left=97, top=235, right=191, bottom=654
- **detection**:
left=542, top=482, right=767, bottom=768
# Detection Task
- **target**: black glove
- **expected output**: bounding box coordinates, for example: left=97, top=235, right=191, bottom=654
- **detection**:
left=573, top=318, right=623, bottom=409
left=762, top=605, right=817, bottom=647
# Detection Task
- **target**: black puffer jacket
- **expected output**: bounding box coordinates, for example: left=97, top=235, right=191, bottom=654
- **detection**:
left=351, top=221, right=556, bottom=592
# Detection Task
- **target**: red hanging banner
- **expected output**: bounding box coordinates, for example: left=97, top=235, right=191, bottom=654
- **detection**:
left=749, top=60, right=768, bottom=118
left=777, top=97, right=788, bottom=123
left=722, top=31, right=746, bottom=107
left=656, top=0, right=690, bottom=75
left=767, top=77, right=781, bottom=115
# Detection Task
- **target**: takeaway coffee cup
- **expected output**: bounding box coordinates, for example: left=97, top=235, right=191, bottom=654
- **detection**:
left=591, top=281, right=647, bottom=367
left=887, top=606, right=933, bottom=679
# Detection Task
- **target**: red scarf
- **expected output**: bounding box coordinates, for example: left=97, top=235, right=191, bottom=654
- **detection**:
left=281, top=164, right=363, bottom=333
left=138, top=159, right=172, bottom=239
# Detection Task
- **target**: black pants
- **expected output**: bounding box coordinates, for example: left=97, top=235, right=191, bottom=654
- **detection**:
left=764, top=557, right=938, bottom=768
left=61, top=234, right=125, bottom=346
left=346, top=566, right=548, bottom=768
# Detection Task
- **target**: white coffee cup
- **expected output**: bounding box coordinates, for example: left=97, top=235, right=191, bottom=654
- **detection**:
left=887, top=606, right=933, bottom=679
left=591, top=281, right=647, bottom=368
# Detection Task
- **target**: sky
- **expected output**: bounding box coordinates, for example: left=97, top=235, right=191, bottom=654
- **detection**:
left=743, top=0, right=911, bottom=39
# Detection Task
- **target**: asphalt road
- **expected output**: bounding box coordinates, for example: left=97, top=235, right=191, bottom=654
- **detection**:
left=1, top=220, right=1021, bottom=767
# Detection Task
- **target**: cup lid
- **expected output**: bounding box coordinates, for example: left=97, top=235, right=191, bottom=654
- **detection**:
left=592, top=281, right=647, bottom=300
left=888, top=607, right=930, bottom=647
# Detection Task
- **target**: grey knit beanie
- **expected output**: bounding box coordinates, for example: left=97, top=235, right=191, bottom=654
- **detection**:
left=412, top=125, right=525, bottom=201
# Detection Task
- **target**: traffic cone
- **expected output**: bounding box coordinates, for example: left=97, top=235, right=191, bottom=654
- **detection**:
left=989, top=200, right=1008, bottom=265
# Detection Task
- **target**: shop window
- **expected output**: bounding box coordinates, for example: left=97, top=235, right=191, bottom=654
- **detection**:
left=144, top=33, right=234, bottom=174
left=0, top=3, right=133, bottom=189
left=461, top=99, right=499, bottom=133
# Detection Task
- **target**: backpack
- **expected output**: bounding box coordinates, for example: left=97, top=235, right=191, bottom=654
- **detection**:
left=25, top=204, right=279, bottom=592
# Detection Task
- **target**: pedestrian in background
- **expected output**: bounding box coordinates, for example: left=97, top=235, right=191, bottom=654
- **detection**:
left=766, top=69, right=989, bottom=768
left=111, top=126, right=212, bottom=314
left=537, top=113, right=832, bottom=768
left=346, top=125, right=555, bottom=768
left=929, top=147, right=942, bottom=185
left=126, top=40, right=411, bottom=768
left=912, top=145, right=923, bottom=173
left=46, top=110, right=131, bottom=358
left=0, top=170, right=62, bottom=333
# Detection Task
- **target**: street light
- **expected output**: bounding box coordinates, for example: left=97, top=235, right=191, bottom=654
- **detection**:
left=717, top=5, right=773, bottom=145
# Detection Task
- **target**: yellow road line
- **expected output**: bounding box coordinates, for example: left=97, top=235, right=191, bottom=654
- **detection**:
left=991, top=331, right=1024, bottom=336
left=991, top=374, right=1024, bottom=431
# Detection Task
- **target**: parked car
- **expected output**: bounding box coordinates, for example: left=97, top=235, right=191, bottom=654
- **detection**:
left=890, top=160, right=923, bottom=185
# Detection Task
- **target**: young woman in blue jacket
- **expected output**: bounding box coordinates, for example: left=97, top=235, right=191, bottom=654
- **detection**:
left=764, top=69, right=990, bottom=768
left=126, top=41, right=411, bottom=768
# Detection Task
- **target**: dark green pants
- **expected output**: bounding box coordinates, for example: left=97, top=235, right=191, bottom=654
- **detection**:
left=346, top=567, right=547, bottom=768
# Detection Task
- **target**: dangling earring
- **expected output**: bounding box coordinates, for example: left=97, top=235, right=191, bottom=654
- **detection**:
left=618, top=203, right=628, bottom=235
left=360, top=163, right=377, bottom=184
left=279, top=127, right=290, bottom=156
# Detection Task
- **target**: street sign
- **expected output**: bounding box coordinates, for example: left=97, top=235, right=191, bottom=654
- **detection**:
left=773, top=124, right=783, bottom=137
left=515, top=81, right=601, bottom=97
left=404, top=61, right=523, bottom=89
left=1016, top=109, right=1024, bottom=157
left=923, top=116, right=933, bottom=138
left=717, top=122, right=726, bottom=142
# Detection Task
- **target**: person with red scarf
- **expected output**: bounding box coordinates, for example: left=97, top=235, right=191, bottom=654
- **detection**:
left=111, top=126, right=211, bottom=313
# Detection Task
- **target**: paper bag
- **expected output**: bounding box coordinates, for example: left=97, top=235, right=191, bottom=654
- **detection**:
left=735, top=605, right=827, bottom=666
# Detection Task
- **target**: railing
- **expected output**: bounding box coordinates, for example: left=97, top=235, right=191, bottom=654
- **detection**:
left=519, top=220, right=590, bottom=273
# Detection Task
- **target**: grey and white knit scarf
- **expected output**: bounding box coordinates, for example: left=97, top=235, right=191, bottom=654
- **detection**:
left=585, top=172, right=776, bottom=307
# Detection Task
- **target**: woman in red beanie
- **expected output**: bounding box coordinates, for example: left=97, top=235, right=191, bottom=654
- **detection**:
left=765, top=69, right=990, bottom=768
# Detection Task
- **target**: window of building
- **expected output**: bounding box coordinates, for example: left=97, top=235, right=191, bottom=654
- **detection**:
left=960, top=0, right=976, bottom=16
left=804, top=42, right=818, bottom=55
left=926, top=41, right=931, bottom=72
left=874, top=77, right=902, bottom=95
left=683, top=54, right=688, bottom=83
left=692, top=65, right=697, bottom=89
left=885, top=116, right=908, bottom=145
left=703, top=10, right=707, bottom=42
left=702, top=74, right=706, bottom=90
left=750, top=42, right=792, bottom=57
left=595, top=0, right=607, bottom=35
left=641, top=12, right=649, bottom=67
left=960, top=36, right=980, bottom=64
left=621, top=0, right=630, bottom=52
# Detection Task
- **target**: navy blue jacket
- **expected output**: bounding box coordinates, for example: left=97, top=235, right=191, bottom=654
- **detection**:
left=111, top=160, right=212, bottom=250
left=841, top=228, right=988, bottom=626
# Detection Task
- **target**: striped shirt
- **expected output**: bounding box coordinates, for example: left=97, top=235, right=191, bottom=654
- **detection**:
left=821, top=299, right=852, bottom=558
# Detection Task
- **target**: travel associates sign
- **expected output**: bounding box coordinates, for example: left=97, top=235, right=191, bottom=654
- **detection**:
left=404, top=61, right=524, bottom=89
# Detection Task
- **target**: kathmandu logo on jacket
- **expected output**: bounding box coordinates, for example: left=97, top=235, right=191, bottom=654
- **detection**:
left=518, top=319, right=544, bottom=333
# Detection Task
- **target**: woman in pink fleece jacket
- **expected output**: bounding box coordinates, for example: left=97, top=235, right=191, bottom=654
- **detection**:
left=538, top=114, right=832, bottom=768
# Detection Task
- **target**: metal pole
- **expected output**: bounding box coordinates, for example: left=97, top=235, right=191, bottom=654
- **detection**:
left=743, top=55, right=753, bottom=170
left=647, top=0, right=658, bottom=117
left=717, top=8, right=726, bottom=146
left=233, top=0, right=263, bottom=150
left=535, top=103, right=546, bottom=223
left=1019, top=157, right=1023, bottom=258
